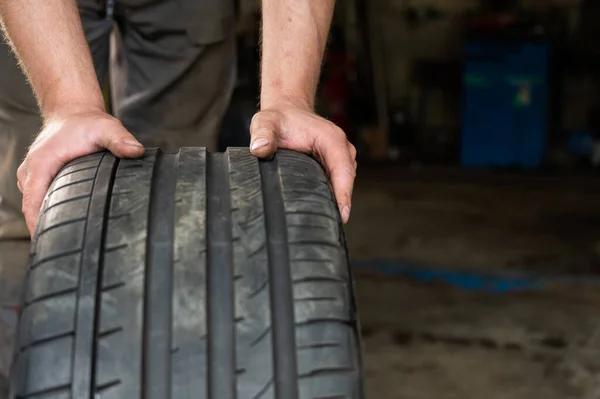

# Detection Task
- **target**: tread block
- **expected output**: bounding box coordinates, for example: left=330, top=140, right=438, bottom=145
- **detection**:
left=57, top=157, right=102, bottom=178
left=20, top=292, right=76, bottom=348
left=26, top=252, right=81, bottom=303
left=33, top=221, right=85, bottom=262
left=95, top=333, right=129, bottom=398
left=42, top=196, right=90, bottom=227
left=52, top=166, right=98, bottom=188
left=16, top=336, right=73, bottom=397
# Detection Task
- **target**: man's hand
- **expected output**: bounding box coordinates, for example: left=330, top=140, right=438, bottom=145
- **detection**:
left=18, top=108, right=144, bottom=234
left=259, top=0, right=355, bottom=222
left=250, top=99, right=356, bottom=223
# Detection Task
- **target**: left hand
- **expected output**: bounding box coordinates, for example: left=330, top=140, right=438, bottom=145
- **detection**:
left=249, top=99, right=357, bottom=223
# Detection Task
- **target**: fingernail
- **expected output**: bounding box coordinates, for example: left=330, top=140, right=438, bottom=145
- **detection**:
left=251, top=138, right=269, bottom=151
left=341, top=205, right=351, bottom=223
left=123, top=139, right=143, bottom=148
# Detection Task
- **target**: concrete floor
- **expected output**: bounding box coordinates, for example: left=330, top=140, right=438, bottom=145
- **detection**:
left=347, top=167, right=600, bottom=398
left=358, top=274, right=600, bottom=399
left=1, top=167, right=600, bottom=398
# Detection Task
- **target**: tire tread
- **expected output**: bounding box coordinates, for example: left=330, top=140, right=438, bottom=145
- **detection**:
left=12, top=148, right=362, bottom=399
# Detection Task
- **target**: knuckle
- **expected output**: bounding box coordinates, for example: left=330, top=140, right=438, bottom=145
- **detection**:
left=348, top=143, right=357, bottom=159
left=250, top=112, right=267, bottom=128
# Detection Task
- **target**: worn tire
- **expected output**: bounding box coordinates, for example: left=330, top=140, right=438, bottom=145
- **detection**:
left=10, top=148, right=363, bottom=399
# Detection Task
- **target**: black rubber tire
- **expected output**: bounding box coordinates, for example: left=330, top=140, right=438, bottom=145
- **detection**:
left=10, top=148, right=363, bottom=399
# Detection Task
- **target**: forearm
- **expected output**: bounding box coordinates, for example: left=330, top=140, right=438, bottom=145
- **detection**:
left=0, top=0, right=104, bottom=117
left=260, top=0, right=335, bottom=110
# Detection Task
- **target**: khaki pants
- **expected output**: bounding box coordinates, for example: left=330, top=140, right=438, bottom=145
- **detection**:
left=0, top=0, right=237, bottom=238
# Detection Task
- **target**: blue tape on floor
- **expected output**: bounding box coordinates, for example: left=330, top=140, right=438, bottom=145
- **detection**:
left=351, top=260, right=542, bottom=294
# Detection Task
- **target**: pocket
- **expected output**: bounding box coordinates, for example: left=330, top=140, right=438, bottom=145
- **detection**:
left=179, top=0, right=236, bottom=44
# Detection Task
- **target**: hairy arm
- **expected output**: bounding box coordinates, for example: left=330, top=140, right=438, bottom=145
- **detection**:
left=1, top=0, right=142, bottom=235
left=255, top=0, right=356, bottom=223
left=0, top=0, right=104, bottom=117
left=260, top=0, right=335, bottom=110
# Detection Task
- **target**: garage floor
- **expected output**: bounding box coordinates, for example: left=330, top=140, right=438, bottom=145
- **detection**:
left=1, top=166, right=600, bottom=398
left=346, top=166, right=600, bottom=398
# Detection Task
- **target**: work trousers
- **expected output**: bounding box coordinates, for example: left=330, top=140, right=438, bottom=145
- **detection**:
left=0, top=0, right=237, bottom=238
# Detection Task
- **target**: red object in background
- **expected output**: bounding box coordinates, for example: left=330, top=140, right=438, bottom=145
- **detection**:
left=468, top=13, right=516, bottom=30
left=320, top=51, right=350, bottom=134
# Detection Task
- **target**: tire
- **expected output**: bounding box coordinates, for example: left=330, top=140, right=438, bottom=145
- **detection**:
left=10, top=148, right=363, bottom=399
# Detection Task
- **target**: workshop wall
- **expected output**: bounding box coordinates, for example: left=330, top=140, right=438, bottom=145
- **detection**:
left=374, top=0, right=587, bottom=132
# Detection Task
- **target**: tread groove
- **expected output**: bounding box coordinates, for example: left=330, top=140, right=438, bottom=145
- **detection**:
left=48, top=177, right=95, bottom=195
left=107, top=213, right=130, bottom=220
left=291, top=258, right=336, bottom=264
left=54, top=165, right=98, bottom=181
left=111, top=190, right=134, bottom=196
left=297, top=342, right=342, bottom=350
left=250, top=379, right=273, bottom=399
left=259, top=155, right=299, bottom=399
left=250, top=326, right=271, bottom=347
left=285, top=210, right=338, bottom=223
left=230, top=186, right=262, bottom=198
left=293, top=277, right=346, bottom=284
left=247, top=279, right=269, bottom=299
left=98, top=326, right=124, bottom=339
left=295, top=319, right=351, bottom=328
left=24, top=287, right=78, bottom=307
left=105, top=243, right=128, bottom=253
left=298, top=367, right=355, bottom=379
left=44, top=193, right=92, bottom=213
left=72, top=154, right=118, bottom=397
left=37, top=217, right=86, bottom=236
left=286, top=223, right=334, bottom=230
left=206, top=152, right=236, bottom=398
left=20, top=331, right=74, bottom=352
left=238, top=210, right=265, bottom=227
left=114, top=173, right=137, bottom=179
left=120, top=163, right=144, bottom=169
left=283, top=189, right=334, bottom=202
left=288, top=240, right=340, bottom=250
left=29, top=249, right=82, bottom=270
left=59, top=157, right=101, bottom=170
left=16, top=383, right=71, bottom=399
left=96, top=379, right=121, bottom=392
left=248, top=242, right=267, bottom=257
left=101, top=281, right=126, bottom=292
left=143, top=150, right=176, bottom=399
left=294, top=297, right=338, bottom=303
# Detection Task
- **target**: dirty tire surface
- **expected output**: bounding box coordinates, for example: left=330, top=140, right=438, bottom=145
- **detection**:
left=10, top=148, right=363, bottom=399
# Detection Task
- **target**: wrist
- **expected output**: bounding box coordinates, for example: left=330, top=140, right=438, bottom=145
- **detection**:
left=260, top=91, right=314, bottom=111
left=39, top=78, right=106, bottom=120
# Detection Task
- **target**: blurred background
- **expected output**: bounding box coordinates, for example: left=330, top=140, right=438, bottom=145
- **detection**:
left=3, top=0, right=600, bottom=397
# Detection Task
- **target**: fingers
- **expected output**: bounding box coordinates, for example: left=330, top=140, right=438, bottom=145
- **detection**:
left=316, top=133, right=357, bottom=223
left=92, top=121, right=145, bottom=159
left=249, top=111, right=279, bottom=159
left=18, top=116, right=144, bottom=236
left=18, top=155, right=63, bottom=236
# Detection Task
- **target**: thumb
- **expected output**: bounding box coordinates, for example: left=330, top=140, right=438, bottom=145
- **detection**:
left=250, top=111, right=279, bottom=159
left=93, top=121, right=145, bottom=158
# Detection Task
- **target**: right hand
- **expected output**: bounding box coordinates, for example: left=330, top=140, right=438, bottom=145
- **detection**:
left=17, top=108, right=145, bottom=235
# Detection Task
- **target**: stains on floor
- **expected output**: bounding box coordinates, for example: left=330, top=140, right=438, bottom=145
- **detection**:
left=356, top=273, right=600, bottom=399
